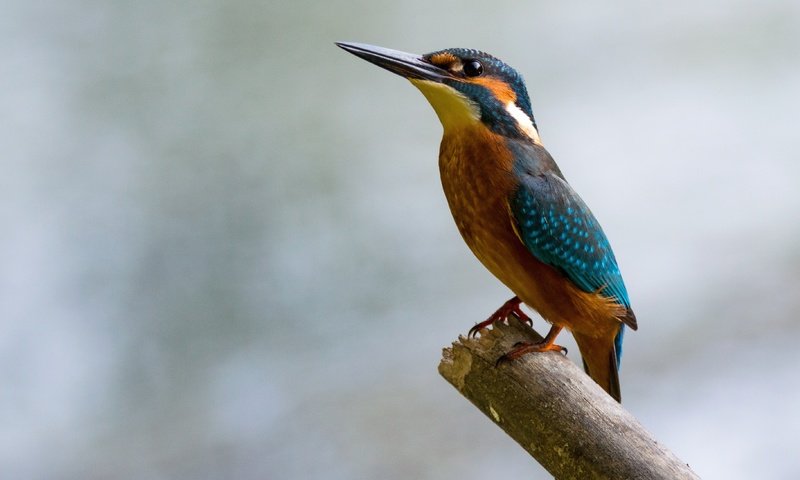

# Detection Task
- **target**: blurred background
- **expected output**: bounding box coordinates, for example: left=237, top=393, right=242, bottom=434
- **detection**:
left=2, top=0, right=799, bottom=478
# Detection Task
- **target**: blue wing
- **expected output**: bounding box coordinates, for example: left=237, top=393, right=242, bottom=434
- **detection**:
left=510, top=172, right=631, bottom=309
left=510, top=166, right=636, bottom=367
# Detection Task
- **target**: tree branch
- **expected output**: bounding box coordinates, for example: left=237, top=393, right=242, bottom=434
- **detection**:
left=438, top=317, right=700, bottom=480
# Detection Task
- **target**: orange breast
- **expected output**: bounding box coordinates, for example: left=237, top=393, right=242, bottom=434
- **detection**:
left=438, top=127, right=622, bottom=337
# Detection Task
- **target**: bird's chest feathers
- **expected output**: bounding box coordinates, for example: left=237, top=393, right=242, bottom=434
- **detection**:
left=438, top=129, right=518, bottom=261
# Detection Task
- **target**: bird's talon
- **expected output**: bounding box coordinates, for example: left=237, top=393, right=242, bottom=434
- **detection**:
left=494, top=328, right=567, bottom=366
left=469, top=296, right=530, bottom=338
left=468, top=321, right=492, bottom=338
left=495, top=354, right=511, bottom=367
left=511, top=308, right=533, bottom=327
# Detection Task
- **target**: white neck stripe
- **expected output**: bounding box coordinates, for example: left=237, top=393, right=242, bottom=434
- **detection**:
left=505, top=102, right=541, bottom=144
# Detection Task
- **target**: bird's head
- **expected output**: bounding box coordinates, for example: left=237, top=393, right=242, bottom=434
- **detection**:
left=336, top=42, right=540, bottom=144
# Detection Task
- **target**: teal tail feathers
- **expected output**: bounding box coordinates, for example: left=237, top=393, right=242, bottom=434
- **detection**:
left=574, top=331, right=622, bottom=403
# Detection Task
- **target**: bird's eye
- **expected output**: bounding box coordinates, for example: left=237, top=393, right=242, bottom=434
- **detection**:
left=463, top=60, right=484, bottom=77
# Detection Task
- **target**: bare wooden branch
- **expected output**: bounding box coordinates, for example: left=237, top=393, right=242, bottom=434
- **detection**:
left=438, top=317, right=700, bottom=480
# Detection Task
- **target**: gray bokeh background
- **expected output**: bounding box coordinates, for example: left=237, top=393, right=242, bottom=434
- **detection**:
left=3, top=1, right=799, bottom=478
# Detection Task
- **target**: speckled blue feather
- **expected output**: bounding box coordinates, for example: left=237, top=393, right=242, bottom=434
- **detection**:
left=507, top=140, right=630, bottom=366
left=511, top=182, right=630, bottom=307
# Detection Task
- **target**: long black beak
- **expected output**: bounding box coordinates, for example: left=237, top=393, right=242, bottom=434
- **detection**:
left=335, top=42, right=450, bottom=82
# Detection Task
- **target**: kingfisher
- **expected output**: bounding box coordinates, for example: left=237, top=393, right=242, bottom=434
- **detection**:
left=336, top=42, right=638, bottom=402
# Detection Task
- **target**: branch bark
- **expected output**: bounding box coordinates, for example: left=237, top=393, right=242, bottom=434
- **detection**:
left=438, top=317, right=700, bottom=480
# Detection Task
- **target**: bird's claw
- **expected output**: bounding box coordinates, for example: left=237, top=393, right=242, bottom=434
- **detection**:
left=495, top=340, right=567, bottom=367
left=469, top=296, right=532, bottom=338
left=495, top=354, right=511, bottom=367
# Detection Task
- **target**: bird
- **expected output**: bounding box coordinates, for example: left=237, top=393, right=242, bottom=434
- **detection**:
left=336, top=41, right=637, bottom=402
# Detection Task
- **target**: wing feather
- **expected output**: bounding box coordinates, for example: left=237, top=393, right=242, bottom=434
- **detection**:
left=510, top=171, right=634, bottom=323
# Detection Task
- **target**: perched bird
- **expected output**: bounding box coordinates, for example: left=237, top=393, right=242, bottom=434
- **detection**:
left=336, top=42, right=637, bottom=402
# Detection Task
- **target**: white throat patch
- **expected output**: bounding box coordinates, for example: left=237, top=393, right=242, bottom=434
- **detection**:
left=505, top=101, right=541, bottom=144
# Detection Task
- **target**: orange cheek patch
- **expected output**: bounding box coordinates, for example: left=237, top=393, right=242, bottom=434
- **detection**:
left=472, top=77, right=517, bottom=104
left=428, top=52, right=459, bottom=67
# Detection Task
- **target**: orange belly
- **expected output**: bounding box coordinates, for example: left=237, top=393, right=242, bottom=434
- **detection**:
left=438, top=128, right=622, bottom=338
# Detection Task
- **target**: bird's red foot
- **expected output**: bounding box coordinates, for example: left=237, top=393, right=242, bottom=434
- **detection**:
left=468, top=296, right=532, bottom=338
left=495, top=325, right=566, bottom=366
